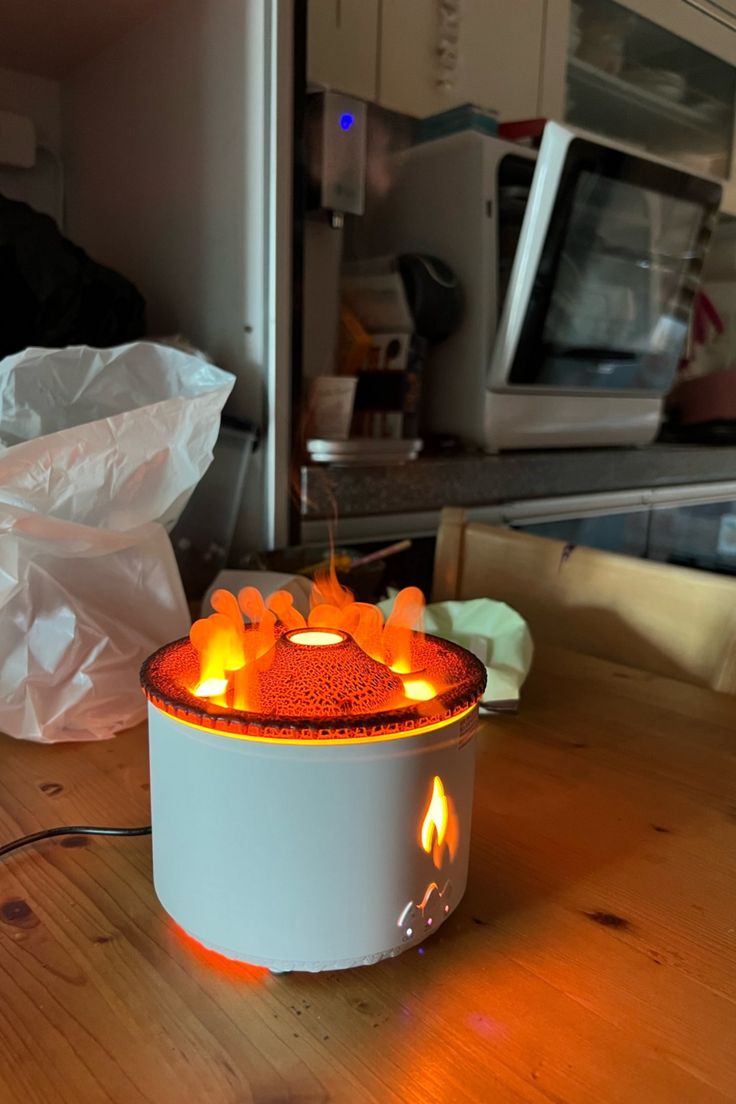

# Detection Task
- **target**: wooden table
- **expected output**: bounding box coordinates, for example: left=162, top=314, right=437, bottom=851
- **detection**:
left=1, top=646, right=735, bottom=1104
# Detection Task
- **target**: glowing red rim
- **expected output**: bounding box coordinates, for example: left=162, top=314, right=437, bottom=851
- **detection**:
left=140, top=632, right=486, bottom=741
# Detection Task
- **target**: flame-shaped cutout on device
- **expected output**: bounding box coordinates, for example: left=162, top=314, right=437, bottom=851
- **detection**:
left=420, top=775, right=460, bottom=869
left=421, top=776, right=448, bottom=853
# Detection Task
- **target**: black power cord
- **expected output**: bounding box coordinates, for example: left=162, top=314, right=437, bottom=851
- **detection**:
left=0, top=824, right=152, bottom=860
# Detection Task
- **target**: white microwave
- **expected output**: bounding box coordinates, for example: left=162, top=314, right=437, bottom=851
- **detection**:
left=356, top=122, right=722, bottom=451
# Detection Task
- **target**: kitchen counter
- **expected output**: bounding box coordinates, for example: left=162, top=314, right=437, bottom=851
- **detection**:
left=300, top=443, right=736, bottom=523
left=1, top=644, right=735, bottom=1102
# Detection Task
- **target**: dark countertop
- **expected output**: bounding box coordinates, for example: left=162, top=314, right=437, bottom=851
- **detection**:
left=300, top=444, right=736, bottom=518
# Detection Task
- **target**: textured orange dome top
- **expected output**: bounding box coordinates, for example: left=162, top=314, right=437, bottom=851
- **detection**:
left=260, top=630, right=405, bottom=716
left=141, top=626, right=486, bottom=741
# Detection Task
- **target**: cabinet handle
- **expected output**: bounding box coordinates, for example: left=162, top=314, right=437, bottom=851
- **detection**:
left=682, top=0, right=736, bottom=32
left=437, top=0, right=463, bottom=91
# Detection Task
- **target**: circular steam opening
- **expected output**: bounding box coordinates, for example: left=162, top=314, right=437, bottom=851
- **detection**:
left=287, top=629, right=346, bottom=647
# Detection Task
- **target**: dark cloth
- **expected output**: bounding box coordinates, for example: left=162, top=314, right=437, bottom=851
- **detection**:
left=0, top=193, right=145, bottom=358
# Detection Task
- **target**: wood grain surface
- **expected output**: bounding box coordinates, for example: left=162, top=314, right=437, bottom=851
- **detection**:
left=1, top=645, right=735, bottom=1104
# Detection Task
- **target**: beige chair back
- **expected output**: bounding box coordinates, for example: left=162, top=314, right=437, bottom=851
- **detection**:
left=432, top=507, right=736, bottom=694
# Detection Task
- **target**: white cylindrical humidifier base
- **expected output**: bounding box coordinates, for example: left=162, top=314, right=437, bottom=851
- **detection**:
left=147, top=704, right=479, bottom=971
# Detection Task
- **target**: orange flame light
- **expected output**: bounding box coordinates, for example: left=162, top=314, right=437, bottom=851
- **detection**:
left=421, top=776, right=449, bottom=855
left=141, top=547, right=487, bottom=741
left=187, top=553, right=433, bottom=714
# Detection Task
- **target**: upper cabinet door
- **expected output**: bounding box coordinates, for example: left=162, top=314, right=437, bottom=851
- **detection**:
left=543, top=0, right=736, bottom=212
left=614, top=0, right=736, bottom=49
left=378, top=0, right=546, bottom=120
left=307, top=0, right=380, bottom=101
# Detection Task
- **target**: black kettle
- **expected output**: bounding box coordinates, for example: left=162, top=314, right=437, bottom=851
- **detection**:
left=398, top=253, right=464, bottom=344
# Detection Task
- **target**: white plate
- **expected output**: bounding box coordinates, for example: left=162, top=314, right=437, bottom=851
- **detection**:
left=307, top=438, right=423, bottom=465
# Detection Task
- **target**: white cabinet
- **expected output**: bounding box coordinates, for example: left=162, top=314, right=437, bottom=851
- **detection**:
left=378, top=0, right=545, bottom=120
left=307, top=0, right=380, bottom=101
left=0, top=0, right=294, bottom=548
left=307, top=0, right=545, bottom=121
left=542, top=0, right=736, bottom=213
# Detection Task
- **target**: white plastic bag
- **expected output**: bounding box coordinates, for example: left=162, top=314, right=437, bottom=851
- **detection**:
left=0, top=343, right=234, bottom=742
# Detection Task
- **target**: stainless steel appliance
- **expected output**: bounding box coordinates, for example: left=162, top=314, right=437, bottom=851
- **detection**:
left=357, top=122, right=722, bottom=451
left=306, top=91, right=367, bottom=227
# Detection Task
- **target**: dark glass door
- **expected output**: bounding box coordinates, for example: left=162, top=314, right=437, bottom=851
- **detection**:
left=498, top=128, right=722, bottom=394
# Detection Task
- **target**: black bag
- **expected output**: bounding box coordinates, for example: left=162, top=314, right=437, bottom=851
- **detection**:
left=0, top=193, right=145, bottom=358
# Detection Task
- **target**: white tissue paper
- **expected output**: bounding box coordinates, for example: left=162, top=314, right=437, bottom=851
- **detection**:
left=379, top=594, right=533, bottom=712
left=0, top=343, right=234, bottom=742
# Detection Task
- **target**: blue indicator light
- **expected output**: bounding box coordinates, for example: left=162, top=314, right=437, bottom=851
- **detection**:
left=339, top=113, right=354, bottom=131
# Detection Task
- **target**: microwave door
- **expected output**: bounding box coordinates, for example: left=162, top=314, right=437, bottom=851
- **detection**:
left=489, top=122, right=723, bottom=396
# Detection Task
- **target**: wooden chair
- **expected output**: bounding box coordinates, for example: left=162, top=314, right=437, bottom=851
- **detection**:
left=432, top=507, right=736, bottom=695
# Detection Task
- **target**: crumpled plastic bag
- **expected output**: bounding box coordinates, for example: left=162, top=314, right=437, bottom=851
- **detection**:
left=0, top=342, right=234, bottom=742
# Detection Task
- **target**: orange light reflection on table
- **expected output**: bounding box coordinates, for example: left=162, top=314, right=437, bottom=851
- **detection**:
left=170, top=920, right=269, bottom=983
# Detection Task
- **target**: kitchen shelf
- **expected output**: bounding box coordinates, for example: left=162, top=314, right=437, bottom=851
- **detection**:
left=567, top=56, right=728, bottom=170
left=300, top=444, right=736, bottom=529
